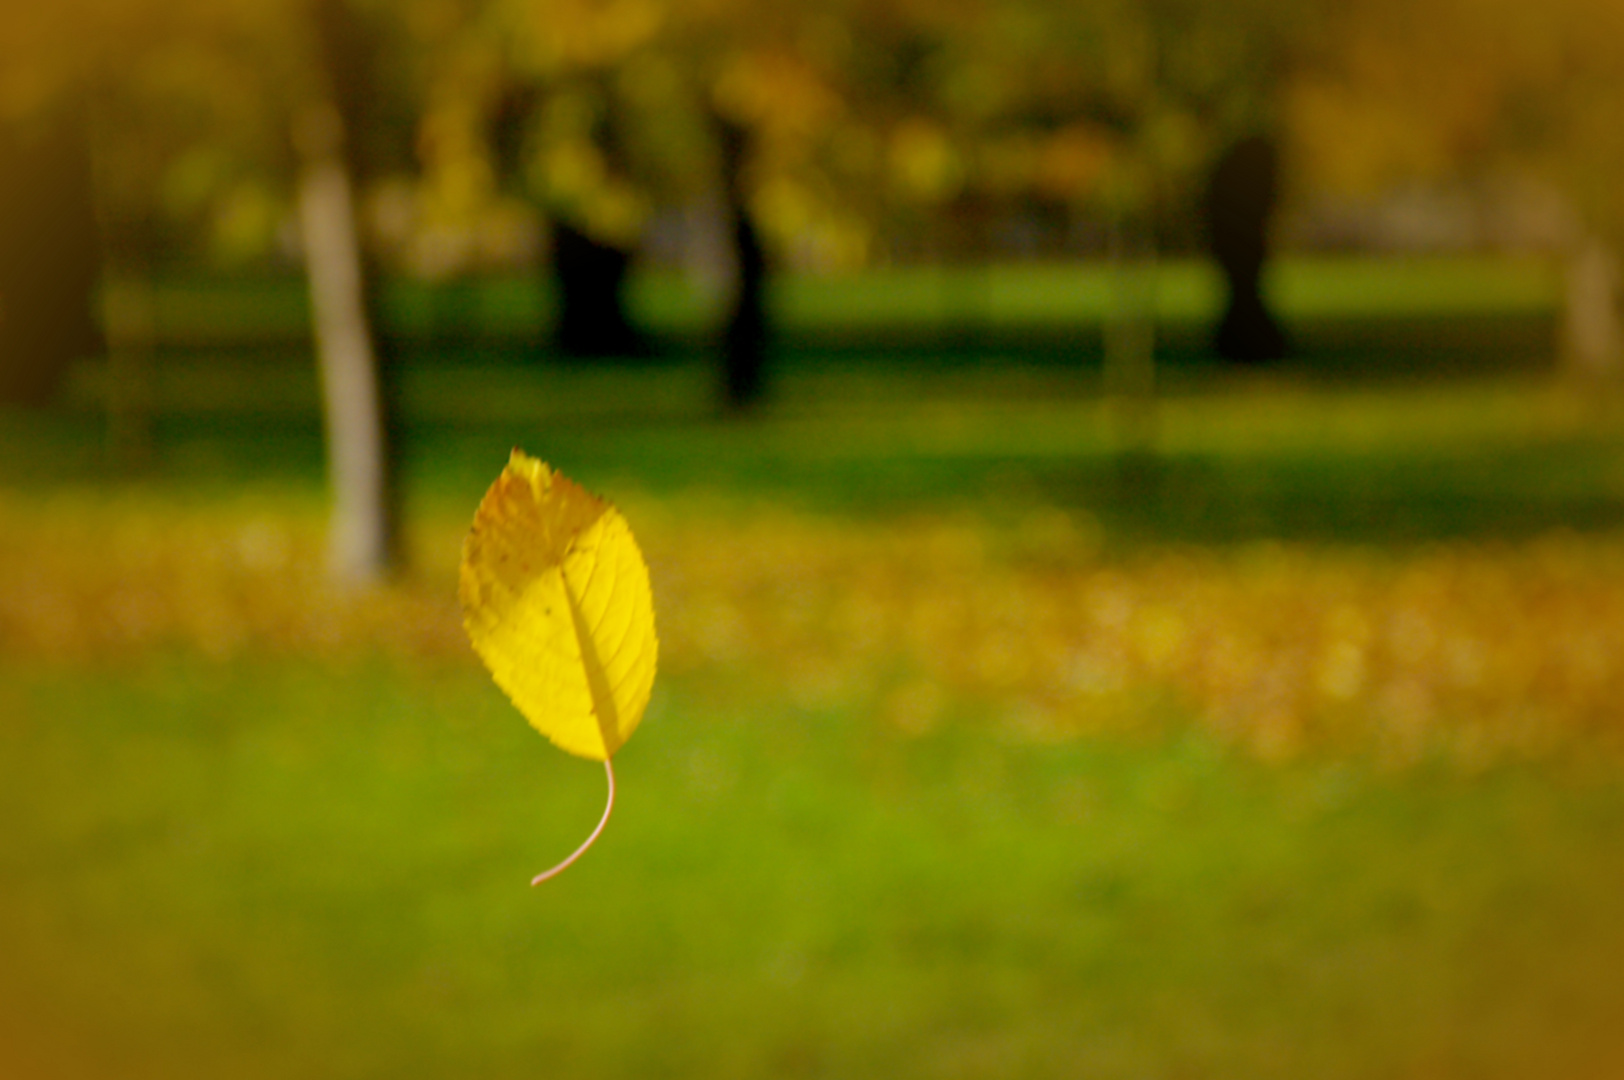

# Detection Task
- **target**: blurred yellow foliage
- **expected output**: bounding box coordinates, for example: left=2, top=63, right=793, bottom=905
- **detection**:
left=711, top=49, right=842, bottom=139
left=515, top=0, right=665, bottom=72
left=1033, top=125, right=1112, bottom=204
left=888, top=119, right=962, bottom=206
left=6, top=491, right=1624, bottom=767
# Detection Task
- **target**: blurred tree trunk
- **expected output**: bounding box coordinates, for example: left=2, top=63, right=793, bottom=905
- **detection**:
left=0, top=107, right=104, bottom=406
left=297, top=0, right=398, bottom=584
left=1561, top=235, right=1621, bottom=382
left=1205, top=135, right=1288, bottom=364
left=490, top=85, right=645, bottom=360
left=552, top=221, right=644, bottom=357
left=718, top=118, right=766, bottom=410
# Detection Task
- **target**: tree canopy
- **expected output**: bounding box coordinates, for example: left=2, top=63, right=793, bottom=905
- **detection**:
left=3, top=0, right=1619, bottom=272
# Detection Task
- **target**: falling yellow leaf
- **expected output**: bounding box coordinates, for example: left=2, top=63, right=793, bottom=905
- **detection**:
left=459, top=451, right=657, bottom=761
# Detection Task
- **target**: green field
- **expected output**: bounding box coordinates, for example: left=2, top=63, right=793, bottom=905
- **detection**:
left=8, top=655, right=1624, bottom=1079
left=107, top=254, right=1559, bottom=341
left=5, top=258, right=1624, bottom=1078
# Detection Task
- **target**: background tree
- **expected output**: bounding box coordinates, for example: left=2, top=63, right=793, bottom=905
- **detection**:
left=0, top=0, right=423, bottom=581
left=1206, top=134, right=1287, bottom=362
left=0, top=101, right=103, bottom=407
left=1288, top=0, right=1624, bottom=378
left=295, top=0, right=409, bottom=582
left=419, top=0, right=1334, bottom=410
left=0, top=2, right=114, bottom=408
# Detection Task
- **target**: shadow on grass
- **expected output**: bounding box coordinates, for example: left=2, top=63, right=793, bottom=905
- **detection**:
left=12, top=304, right=1616, bottom=549
left=1024, top=446, right=1624, bottom=547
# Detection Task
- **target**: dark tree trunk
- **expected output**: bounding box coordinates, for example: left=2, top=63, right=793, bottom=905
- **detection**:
left=0, top=108, right=104, bottom=406
left=722, top=211, right=767, bottom=409
left=718, top=118, right=767, bottom=410
left=1205, top=135, right=1287, bottom=363
left=298, top=0, right=399, bottom=584
left=552, top=221, right=644, bottom=358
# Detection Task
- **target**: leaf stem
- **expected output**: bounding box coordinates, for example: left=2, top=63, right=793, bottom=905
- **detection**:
left=532, top=757, right=615, bottom=886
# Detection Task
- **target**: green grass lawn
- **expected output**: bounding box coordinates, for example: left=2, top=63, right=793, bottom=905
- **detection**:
left=118, top=253, right=1559, bottom=340
left=5, top=258, right=1624, bottom=1077
left=7, top=656, right=1624, bottom=1079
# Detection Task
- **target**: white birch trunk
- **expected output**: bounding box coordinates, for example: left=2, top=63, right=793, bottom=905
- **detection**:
left=1562, top=235, right=1621, bottom=382
left=296, top=106, right=393, bottom=584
